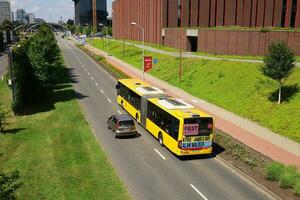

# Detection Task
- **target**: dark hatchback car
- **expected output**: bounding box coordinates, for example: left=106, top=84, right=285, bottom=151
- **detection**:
left=107, top=114, right=137, bottom=138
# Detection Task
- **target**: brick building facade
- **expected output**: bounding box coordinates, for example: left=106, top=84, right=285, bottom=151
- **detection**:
left=112, top=0, right=300, bottom=55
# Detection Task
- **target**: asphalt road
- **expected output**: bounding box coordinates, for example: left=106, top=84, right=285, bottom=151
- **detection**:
left=58, top=38, right=274, bottom=200
left=0, top=54, right=8, bottom=77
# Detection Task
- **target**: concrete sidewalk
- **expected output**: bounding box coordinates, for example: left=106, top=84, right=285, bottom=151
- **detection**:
left=83, top=42, right=300, bottom=169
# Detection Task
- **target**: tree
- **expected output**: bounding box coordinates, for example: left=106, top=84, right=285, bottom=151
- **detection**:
left=75, top=25, right=83, bottom=35
left=2, top=19, right=13, bottom=31
left=66, top=19, right=74, bottom=26
left=27, top=24, right=63, bottom=90
left=0, top=109, right=7, bottom=133
left=0, top=149, right=21, bottom=199
left=261, top=41, right=296, bottom=104
left=83, top=26, right=92, bottom=36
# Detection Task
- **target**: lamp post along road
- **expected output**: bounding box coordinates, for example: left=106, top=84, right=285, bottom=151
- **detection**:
left=7, top=48, right=16, bottom=108
left=100, top=23, right=109, bottom=67
left=131, top=22, right=145, bottom=81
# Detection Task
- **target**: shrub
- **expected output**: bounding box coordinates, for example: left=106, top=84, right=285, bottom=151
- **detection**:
left=294, top=179, right=300, bottom=196
left=279, top=166, right=299, bottom=188
left=265, top=162, right=284, bottom=181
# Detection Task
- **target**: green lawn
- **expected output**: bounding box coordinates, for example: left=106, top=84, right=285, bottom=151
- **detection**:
left=91, top=38, right=300, bottom=143
left=0, top=70, right=130, bottom=199
left=106, top=38, right=300, bottom=62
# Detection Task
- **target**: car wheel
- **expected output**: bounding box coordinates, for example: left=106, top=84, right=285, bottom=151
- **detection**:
left=158, top=133, right=163, bottom=146
left=113, top=131, right=118, bottom=138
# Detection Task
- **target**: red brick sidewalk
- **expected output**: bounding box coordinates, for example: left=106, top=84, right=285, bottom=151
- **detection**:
left=86, top=44, right=300, bottom=169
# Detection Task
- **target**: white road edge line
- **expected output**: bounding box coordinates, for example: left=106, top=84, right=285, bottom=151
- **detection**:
left=95, top=82, right=98, bottom=86
left=100, top=89, right=104, bottom=94
left=154, top=148, right=166, bottom=160
left=190, top=184, right=208, bottom=200
left=107, top=98, right=112, bottom=103
left=118, top=110, right=122, bottom=114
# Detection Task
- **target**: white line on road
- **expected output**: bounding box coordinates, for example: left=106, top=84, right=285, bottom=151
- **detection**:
left=154, top=149, right=166, bottom=160
left=190, top=184, right=208, bottom=200
left=192, top=99, right=198, bottom=103
left=107, top=98, right=112, bottom=103
left=118, top=110, right=122, bottom=114
left=91, top=76, right=94, bottom=80
left=87, top=72, right=90, bottom=75
left=100, top=89, right=104, bottom=94
left=95, top=82, right=98, bottom=86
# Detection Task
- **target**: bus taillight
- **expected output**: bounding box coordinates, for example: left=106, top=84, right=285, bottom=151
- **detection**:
left=178, top=141, right=182, bottom=149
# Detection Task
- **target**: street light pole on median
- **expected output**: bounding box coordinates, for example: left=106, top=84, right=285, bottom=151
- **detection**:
left=131, top=22, right=145, bottom=81
left=6, top=47, right=16, bottom=109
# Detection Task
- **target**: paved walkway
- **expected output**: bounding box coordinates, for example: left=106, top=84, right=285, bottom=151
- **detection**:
left=82, top=41, right=300, bottom=169
left=113, top=40, right=300, bottom=67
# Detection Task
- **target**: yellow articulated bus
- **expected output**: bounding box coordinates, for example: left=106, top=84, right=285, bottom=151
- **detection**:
left=116, top=79, right=214, bottom=156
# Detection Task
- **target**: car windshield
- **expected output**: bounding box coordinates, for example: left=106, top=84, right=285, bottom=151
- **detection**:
left=119, top=120, right=134, bottom=127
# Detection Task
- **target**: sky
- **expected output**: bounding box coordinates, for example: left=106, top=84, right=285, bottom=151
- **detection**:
left=9, top=0, right=113, bottom=23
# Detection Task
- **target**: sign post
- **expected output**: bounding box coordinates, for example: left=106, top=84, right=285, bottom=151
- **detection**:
left=143, top=56, right=153, bottom=80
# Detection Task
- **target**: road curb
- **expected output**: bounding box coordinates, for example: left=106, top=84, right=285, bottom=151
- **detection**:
left=215, top=156, right=283, bottom=200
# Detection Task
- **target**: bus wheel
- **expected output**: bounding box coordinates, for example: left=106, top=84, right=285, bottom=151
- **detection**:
left=158, top=133, right=164, bottom=146
left=135, top=114, right=139, bottom=124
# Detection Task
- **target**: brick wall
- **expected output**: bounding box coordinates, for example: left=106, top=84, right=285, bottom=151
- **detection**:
left=197, top=29, right=300, bottom=56
left=162, top=28, right=300, bottom=56
left=112, top=0, right=165, bottom=44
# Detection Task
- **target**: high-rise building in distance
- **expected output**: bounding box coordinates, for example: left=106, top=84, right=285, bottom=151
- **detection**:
left=16, top=9, right=27, bottom=23
left=0, top=0, right=11, bottom=23
left=73, top=0, right=107, bottom=27
left=27, top=13, right=35, bottom=24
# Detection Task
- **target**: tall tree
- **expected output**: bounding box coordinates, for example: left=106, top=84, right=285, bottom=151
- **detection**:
left=27, top=24, right=62, bottom=90
left=261, top=41, right=296, bottom=104
left=2, top=19, right=13, bottom=31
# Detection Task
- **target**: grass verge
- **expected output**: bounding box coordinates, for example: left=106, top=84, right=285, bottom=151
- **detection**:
left=0, top=66, right=130, bottom=199
left=88, top=38, right=300, bottom=143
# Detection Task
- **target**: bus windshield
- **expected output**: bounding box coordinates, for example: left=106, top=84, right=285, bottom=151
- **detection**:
left=183, top=117, right=213, bottom=136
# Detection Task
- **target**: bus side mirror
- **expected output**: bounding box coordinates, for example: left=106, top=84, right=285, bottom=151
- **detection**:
left=116, top=84, right=120, bottom=89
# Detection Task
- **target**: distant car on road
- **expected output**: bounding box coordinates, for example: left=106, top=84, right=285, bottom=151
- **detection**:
left=107, top=114, right=137, bottom=138
left=93, top=32, right=104, bottom=38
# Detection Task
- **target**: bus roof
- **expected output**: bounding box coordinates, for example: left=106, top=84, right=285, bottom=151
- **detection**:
left=148, top=97, right=212, bottom=119
left=119, top=79, right=165, bottom=96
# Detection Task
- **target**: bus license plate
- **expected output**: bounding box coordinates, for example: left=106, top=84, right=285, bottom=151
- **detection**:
left=182, top=141, right=212, bottom=148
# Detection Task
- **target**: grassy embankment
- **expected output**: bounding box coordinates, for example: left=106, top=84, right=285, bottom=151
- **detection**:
left=90, top=38, right=300, bottom=143
left=0, top=67, right=130, bottom=199
left=114, top=39, right=300, bottom=62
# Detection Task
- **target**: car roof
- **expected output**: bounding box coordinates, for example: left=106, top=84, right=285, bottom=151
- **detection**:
left=114, top=114, right=133, bottom=121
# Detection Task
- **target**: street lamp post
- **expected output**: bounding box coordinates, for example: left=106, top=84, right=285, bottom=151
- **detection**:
left=6, top=48, right=16, bottom=107
left=131, top=22, right=145, bottom=81
left=179, top=0, right=183, bottom=82
left=99, top=23, right=109, bottom=67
